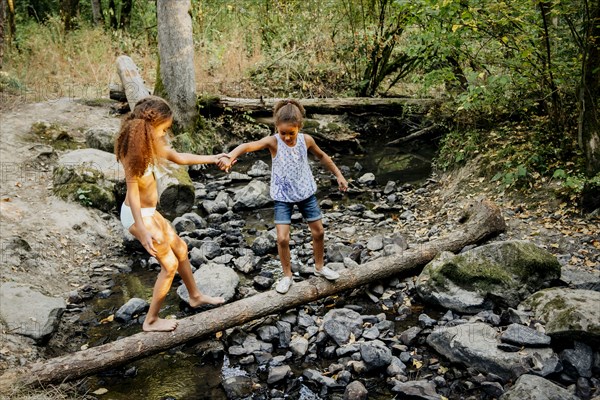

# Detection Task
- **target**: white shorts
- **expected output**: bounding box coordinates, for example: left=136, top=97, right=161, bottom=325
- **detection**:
left=120, top=203, right=156, bottom=230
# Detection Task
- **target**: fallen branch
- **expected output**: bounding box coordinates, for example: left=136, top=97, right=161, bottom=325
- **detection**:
left=387, top=124, right=439, bottom=146
left=0, top=198, right=505, bottom=388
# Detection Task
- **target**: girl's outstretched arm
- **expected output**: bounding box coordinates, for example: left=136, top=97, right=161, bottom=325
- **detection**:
left=163, top=147, right=224, bottom=165
left=305, top=134, right=348, bottom=192
left=220, top=136, right=277, bottom=171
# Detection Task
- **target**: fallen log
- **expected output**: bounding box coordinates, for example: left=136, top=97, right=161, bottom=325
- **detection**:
left=116, top=55, right=150, bottom=110
left=199, top=96, right=438, bottom=117
left=0, top=198, right=505, bottom=388
left=387, top=124, right=440, bottom=145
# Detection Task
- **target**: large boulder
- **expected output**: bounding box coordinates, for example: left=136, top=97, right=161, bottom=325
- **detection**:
left=53, top=148, right=123, bottom=212
left=233, top=180, right=272, bottom=211
left=518, top=288, right=600, bottom=344
left=85, top=127, right=117, bottom=153
left=499, top=374, right=579, bottom=400
left=177, top=263, right=239, bottom=304
left=426, top=322, right=557, bottom=381
left=416, top=241, right=561, bottom=313
left=0, top=283, right=66, bottom=342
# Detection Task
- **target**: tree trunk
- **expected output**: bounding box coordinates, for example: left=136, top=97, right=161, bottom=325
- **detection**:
left=115, top=55, right=196, bottom=218
left=119, top=0, right=133, bottom=29
left=91, top=0, right=103, bottom=26
left=579, top=0, right=600, bottom=176
left=108, top=0, right=117, bottom=29
left=0, top=199, right=506, bottom=388
left=6, top=0, right=14, bottom=45
left=60, top=0, right=80, bottom=31
left=156, top=0, right=198, bottom=131
left=199, top=96, right=437, bottom=117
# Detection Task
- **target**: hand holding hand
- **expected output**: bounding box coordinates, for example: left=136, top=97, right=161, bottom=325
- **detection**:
left=216, top=154, right=236, bottom=172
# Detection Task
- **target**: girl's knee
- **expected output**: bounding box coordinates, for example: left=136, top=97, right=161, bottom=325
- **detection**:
left=277, top=233, right=290, bottom=248
left=312, top=226, right=324, bottom=241
left=171, top=237, right=189, bottom=261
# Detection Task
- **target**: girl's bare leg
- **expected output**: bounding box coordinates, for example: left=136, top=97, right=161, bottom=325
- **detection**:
left=162, top=213, right=224, bottom=307
left=308, top=220, right=325, bottom=271
left=276, top=224, right=293, bottom=277
left=129, top=216, right=178, bottom=332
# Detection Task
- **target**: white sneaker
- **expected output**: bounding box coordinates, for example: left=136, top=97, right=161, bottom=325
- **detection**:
left=275, top=276, right=293, bottom=294
left=314, top=266, right=340, bottom=281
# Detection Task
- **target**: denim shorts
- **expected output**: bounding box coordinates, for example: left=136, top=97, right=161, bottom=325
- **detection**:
left=274, top=194, right=322, bottom=225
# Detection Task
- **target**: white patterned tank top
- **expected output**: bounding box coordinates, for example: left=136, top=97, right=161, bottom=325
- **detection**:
left=270, top=133, right=317, bottom=202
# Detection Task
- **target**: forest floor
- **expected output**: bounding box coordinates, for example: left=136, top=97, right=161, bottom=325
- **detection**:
left=0, top=97, right=598, bottom=398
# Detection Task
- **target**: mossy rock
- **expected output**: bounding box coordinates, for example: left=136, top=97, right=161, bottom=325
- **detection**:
left=53, top=165, right=116, bottom=212
left=518, top=288, right=600, bottom=345
left=416, top=240, right=561, bottom=313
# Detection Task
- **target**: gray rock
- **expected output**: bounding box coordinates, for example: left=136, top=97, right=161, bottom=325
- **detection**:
left=336, top=343, right=361, bottom=357
left=233, top=180, right=272, bottom=210
left=360, top=340, right=392, bottom=371
left=367, top=235, right=384, bottom=251
left=481, top=381, right=504, bottom=398
left=252, top=234, right=277, bottom=256
left=180, top=212, right=207, bottom=229
left=0, top=283, right=66, bottom=341
left=383, top=181, right=396, bottom=195
left=362, top=326, right=380, bottom=340
left=399, top=326, right=422, bottom=345
left=171, top=217, right=196, bottom=233
left=201, top=199, right=228, bottom=214
left=257, top=325, right=279, bottom=342
left=234, top=254, right=260, bottom=274
left=303, top=369, right=338, bottom=388
left=386, top=356, right=407, bottom=376
left=327, top=243, right=353, bottom=263
left=358, top=173, right=376, bottom=185
left=298, top=310, right=315, bottom=328
left=391, top=380, right=439, bottom=399
left=200, top=240, right=221, bottom=260
left=212, top=254, right=234, bottom=265
left=290, top=336, right=309, bottom=357
left=248, top=160, right=270, bottom=177
left=277, top=321, right=292, bottom=348
left=344, top=257, right=360, bottom=269
left=383, top=244, right=404, bottom=256
left=85, top=127, right=116, bottom=152
left=559, top=268, right=600, bottom=291
left=561, top=341, right=593, bottom=378
left=427, top=322, right=556, bottom=381
left=177, top=263, right=239, bottom=303
left=222, top=376, right=254, bottom=399
left=501, top=324, right=551, bottom=347
left=229, top=171, right=252, bottom=182
left=499, top=374, right=579, bottom=400
left=268, top=365, right=291, bottom=384
left=364, top=210, right=384, bottom=220
left=344, top=380, right=368, bottom=400
left=518, top=288, right=600, bottom=343
left=115, top=297, right=149, bottom=323
left=253, top=275, right=274, bottom=290
left=416, top=241, right=562, bottom=313
left=418, top=314, right=437, bottom=328
left=323, top=308, right=364, bottom=346
left=189, top=247, right=207, bottom=267
left=241, top=335, right=273, bottom=354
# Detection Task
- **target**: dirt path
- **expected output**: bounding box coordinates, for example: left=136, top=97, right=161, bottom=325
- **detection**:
left=0, top=98, right=124, bottom=296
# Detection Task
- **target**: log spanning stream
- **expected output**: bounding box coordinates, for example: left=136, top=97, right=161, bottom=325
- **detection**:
left=66, top=144, right=438, bottom=399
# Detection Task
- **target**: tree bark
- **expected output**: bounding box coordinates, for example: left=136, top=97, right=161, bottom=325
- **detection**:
left=199, top=96, right=437, bottom=117
left=0, top=199, right=506, bottom=388
left=119, top=0, right=133, bottom=29
left=91, top=0, right=103, bottom=26
left=60, top=0, right=80, bottom=31
left=116, top=55, right=151, bottom=110
left=579, top=0, right=600, bottom=176
left=6, top=0, right=14, bottom=45
left=156, top=0, right=198, bottom=131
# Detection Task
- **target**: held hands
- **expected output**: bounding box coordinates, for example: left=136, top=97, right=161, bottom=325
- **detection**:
left=216, top=153, right=236, bottom=173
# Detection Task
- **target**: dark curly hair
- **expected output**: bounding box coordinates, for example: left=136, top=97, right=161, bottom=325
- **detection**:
left=114, top=96, right=173, bottom=177
left=273, top=99, right=305, bottom=128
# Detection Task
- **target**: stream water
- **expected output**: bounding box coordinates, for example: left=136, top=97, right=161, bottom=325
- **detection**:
left=79, top=141, right=437, bottom=399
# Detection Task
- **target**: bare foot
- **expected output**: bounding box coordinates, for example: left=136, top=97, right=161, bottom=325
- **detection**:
left=188, top=293, right=225, bottom=308
left=143, top=317, right=178, bottom=332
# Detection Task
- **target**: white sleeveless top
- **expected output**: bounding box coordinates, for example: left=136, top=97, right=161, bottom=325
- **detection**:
left=270, top=133, right=317, bottom=202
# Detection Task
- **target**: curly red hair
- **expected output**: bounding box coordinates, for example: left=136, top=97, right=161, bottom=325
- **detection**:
left=115, top=96, right=173, bottom=177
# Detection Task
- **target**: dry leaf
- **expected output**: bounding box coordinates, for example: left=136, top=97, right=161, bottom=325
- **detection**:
left=100, top=315, right=114, bottom=324
left=216, top=331, right=223, bottom=339
left=412, top=359, right=423, bottom=369
left=92, top=388, right=108, bottom=395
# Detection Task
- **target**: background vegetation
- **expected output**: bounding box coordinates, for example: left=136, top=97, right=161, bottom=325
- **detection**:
left=1, top=0, right=598, bottom=209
